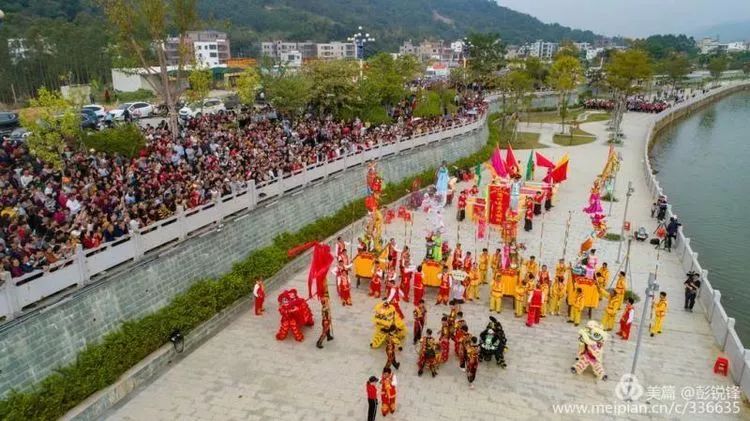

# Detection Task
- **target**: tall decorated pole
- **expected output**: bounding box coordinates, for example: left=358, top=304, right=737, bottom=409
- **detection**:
left=561, top=211, right=573, bottom=262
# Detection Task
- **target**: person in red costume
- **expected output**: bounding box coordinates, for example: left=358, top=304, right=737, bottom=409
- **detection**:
left=335, top=261, right=353, bottom=306
left=276, top=290, right=304, bottom=341
left=413, top=265, right=425, bottom=306
left=436, top=267, right=451, bottom=305
left=463, top=252, right=473, bottom=272
left=413, top=299, right=426, bottom=345
left=316, top=294, right=334, bottom=349
left=457, top=190, right=467, bottom=221
left=399, top=266, right=412, bottom=303
left=380, top=367, right=397, bottom=416
left=386, top=275, right=405, bottom=319
left=526, top=283, right=544, bottom=327
left=439, top=315, right=451, bottom=363
left=386, top=238, right=400, bottom=271
left=452, top=243, right=463, bottom=270
left=370, top=267, right=383, bottom=298
left=253, top=278, right=265, bottom=316
left=524, top=198, right=534, bottom=232
left=617, top=298, right=635, bottom=340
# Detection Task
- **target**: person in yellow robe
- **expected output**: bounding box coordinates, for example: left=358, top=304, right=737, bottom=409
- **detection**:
left=651, top=292, right=668, bottom=336
left=598, top=262, right=611, bottom=288
left=467, top=263, right=481, bottom=301
left=479, top=249, right=490, bottom=284
left=568, top=287, right=584, bottom=326
left=540, top=280, right=550, bottom=317
left=524, top=256, right=539, bottom=280
left=549, top=276, right=566, bottom=316
left=489, top=272, right=504, bottom=313
left=601, top=291, right=619, bottom=331
left=613, top=271, right=628, bottom=310
left=514, top=280, right=527, bottom=317
left=491, top=248, right=501, bottom=282
left=524, top=274, right=536, bottom=313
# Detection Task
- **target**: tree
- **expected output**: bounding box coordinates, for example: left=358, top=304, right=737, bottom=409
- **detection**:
left=414, top=83, right=456, bottom=119
left=362, top=53, right=418, bottom=111
left=466, top=32, right=505, bottom=81
left=605, top=49, right=653, bottom=141
left=523, top=57, right=549, bottom=90
left=304, top=59, right=358, bottom=118
left=659, top=52, right=691, bottom=94
left=547, top=55, right=583, bottom=133
left=100, top=0, right=198, bottom=140
left=264, top=73, right=312, bottom=119
left=186, top=68, right=212, bottom=107
left=236, top=67, right=260, bottom=105
left=19, top=87, right=80, bottom=170
left=708, top=56, right=728, bottom=86
left=554, top=41, right=581, bottom=60
left=632, top=34, right=699, bottom=60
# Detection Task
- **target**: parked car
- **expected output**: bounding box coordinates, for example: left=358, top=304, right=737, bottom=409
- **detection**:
left=178, top=98, right=226, bottom=120
left=82, top=104, right=107, bottom=120
left=0, top=111, right=20, bottom=135
left=107, top=102, right=154, bottom=121
left=80, top=112, right=100, bottom=130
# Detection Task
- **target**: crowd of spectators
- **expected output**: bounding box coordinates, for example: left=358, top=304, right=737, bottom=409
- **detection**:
left=583, top=97, right=671, bottom=113
left=1, top=93, right=486, bottom=278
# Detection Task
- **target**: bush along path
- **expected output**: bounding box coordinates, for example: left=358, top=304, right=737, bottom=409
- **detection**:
left=0, top=119, right=497, bottom=421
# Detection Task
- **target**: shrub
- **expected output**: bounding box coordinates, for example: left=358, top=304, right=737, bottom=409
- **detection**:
left=0, top=112, right=495, bottom=420
left=114, top=89, right=155, bottom=103
left=83, top=124, right=146, bottom=158
left=604, top=232, right=623, bottom=242
left=624, top=289, right=641, bottom=303
left=601, top=192, right=618, bottom=202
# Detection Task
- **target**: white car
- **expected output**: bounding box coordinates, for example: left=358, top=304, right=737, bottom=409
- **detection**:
left=82, top=104, right=107, bottom=120
left=108, top=102, right=154, bottom=121
left=178, top=98, right=226, bottom=120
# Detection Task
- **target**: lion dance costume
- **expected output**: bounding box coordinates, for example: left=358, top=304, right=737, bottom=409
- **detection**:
left=571, top=320, right=608, bottom=380
left=275, top=289, right=314, bottom=342
left=370, top=301, right=407, bottom=348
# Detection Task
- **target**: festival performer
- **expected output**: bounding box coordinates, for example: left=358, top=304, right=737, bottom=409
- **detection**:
left=650, top=292, right=668, bottom=337
left=386, top=238, right=401, bottom=271
left=383, top=326, right=402, bottom=371
left=451, top=272, right=466, bottom=304
left=413, top=300, right=426, bottom=345
left=599, top=263, right=611, bottom=288
left=601, top=291, right=618, bottom=331
left=413, top=265, right=425, bottom=306
left=439, top=315, right=451, bottom=363
left=510, top=175, right=522, bottom=209
left=550, top=276, right=567, bottom=316
left=370, top=267, right=383, bottom=298
left=386, top=275, right=405, bottom=319
left=335, top=236, right=349, bottom=265
left=454, top=320, right=469, bottom=366
left=543, top=183, right=554, bottom=211
left=452, top=243, right=464, bottom=270
left=370, top=300, right=406, bottom=348
left=400, top=266, right=412, bottom=303
left=465, top=336, right=480, bottom=389
left=525, top=256, right=539, bottom=282
left=366, top=376, right=378, bottom=421
left=613, top=271, right=627, bottom=310
left=380, top=368, right=397, bottom=416
left=275, top=290, right=305, bottom=342
left=436, top=161, right=450, bottom=205
left=533, top=191, right=544, bottom=216
left=524, top=197, right=534, bottom=231
left=524, top=273, right=536, bottom=314
left=617, top=298, right=635, bottom=340
left=539, top=276, right=550, bottom=317
left=489, top=271, right=504, bottom=313
left=491, top=248, right=502, bottom=283
left=463, top=251, right=474, bottom=272
left=583, top=182, right=604, bottom=215
left=569, top=287, right=584, bottom=326
left=457, top=190, right=467, bottom=221
left=526, top=283, right=544, bottom=327
left=316, top=294, right=334, bottom=349
left=253, top=278, right=265, bottom=316
left=479, top=317, right=508, bottom=367
left=571, top=321, right=609, bottom=381
left=436, top=267, right=452, bottom=305
left=400, top=246, right=411, bottom=278
left=335, top=261, right=353, bottom=306
left=583, top=249, right=598, bottom=279
left=470, top=184, right=479, bottom=196
left=538, top=264, right=551, bottom=286
left=417, top=329, right=439, bottom=377
left=467, top=263, right=481, bottom=301
left=514, top=279, right=527, bottom=317
left=479, top=248, right=490, bottom=284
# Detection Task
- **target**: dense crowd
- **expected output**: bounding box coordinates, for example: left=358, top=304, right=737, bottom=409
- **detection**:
left=583, top=97, right=671, bottom=113
left=1, top=94, right=486, bottom=277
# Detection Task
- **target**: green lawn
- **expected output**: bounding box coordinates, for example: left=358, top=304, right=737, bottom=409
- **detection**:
left=583, top=112, right=611, bottom=123
left=490, top=119, right=546, bottom=149
left=520, top=107, right=584, bottom=124
left=553, top=128, right=596, bottom=146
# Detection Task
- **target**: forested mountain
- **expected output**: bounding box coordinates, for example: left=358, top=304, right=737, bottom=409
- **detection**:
left=0, top=0, right=603, bottom=104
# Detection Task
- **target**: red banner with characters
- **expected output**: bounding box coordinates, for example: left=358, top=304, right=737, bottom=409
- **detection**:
left=487, top=185, right=509, bottom=226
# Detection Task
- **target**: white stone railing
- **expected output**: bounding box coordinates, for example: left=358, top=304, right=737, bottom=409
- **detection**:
left=641, top=81, right=750, bottom=397
left=0, top=113, right=487, bottom=322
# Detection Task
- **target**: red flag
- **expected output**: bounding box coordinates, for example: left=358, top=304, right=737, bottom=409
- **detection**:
left=307, top=243, right=334, bottom=299
left=544, top=161, right=568, bottom=183
left=505, top=143, right=518, bottom=176
left=535, top=152, right=556, bottom=169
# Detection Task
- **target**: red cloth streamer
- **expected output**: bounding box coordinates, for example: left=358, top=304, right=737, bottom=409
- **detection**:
left=287, top=241, right=317, bottom=258
left=490, top=147, right=508, bottom=178
left=307, top=243, right=334, bottom=299
left=506, top=143, right=519, bottom=177
left=535, top=152, right=556, bottom=169
left=544, top=161, right=568, bottom=183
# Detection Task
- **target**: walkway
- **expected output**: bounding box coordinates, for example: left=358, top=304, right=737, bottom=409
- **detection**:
left=106, top=111, right=746, bottom=420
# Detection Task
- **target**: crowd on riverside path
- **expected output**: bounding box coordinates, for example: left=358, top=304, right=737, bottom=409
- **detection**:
left=583, top=97, right=671, bottom=113
left=0, top=94, right=487, bottom=278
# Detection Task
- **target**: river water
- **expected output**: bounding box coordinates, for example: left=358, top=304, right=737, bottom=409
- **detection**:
left=649, top=90, right=750, bottom=343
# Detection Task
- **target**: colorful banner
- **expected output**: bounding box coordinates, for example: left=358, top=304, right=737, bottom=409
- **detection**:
left=487, top=184, right=508, bottom=226
left=467, top=197, right=487, bottom=222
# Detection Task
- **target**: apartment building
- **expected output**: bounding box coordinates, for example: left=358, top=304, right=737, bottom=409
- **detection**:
left=165, top=30, right=231, bottom=67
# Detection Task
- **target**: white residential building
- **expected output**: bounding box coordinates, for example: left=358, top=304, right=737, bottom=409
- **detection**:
left=725, top=42, right=747, bottom=53
left=315, top=42, right=356, bottom=60
left=194, top=41, right=221, bottom=67
left=528, top=40, right=558, bottom=60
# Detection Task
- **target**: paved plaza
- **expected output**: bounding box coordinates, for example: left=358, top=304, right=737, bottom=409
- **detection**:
left=107, top=112, right=747, bottom=420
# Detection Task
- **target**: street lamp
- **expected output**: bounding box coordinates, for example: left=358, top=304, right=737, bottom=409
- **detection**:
left=615, top=181, right=634, bottom=263
left=623, top=272, right=659, bottom=401
left=460, top=37, right=473, bottom=86
left=348, top=26, right=375, bottom=80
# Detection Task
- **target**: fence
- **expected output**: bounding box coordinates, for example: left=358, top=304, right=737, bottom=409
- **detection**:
left=0, top=112, right=488, bottom=322
left=641, top=81, right=750, bottom=397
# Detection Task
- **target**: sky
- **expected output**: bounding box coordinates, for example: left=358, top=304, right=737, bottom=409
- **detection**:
left=496, top=0, right=750, bottom=38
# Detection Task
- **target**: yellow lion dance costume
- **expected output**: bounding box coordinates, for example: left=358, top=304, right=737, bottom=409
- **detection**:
left=370, top=301, right=406, bottom=348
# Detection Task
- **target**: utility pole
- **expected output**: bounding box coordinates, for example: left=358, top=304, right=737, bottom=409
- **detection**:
left=624, top=272, right=659, bottom=401
left=616, top=181, right=634, bottom=263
